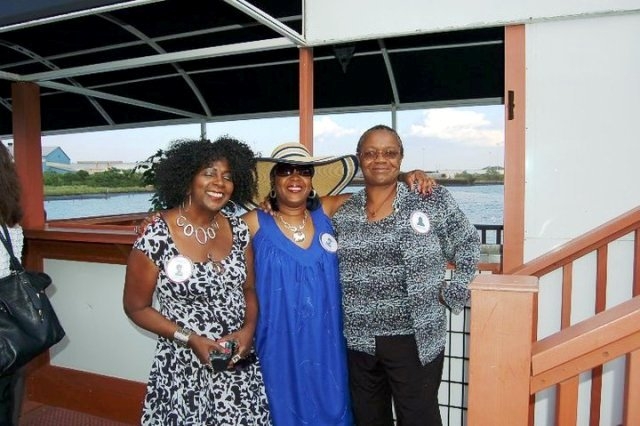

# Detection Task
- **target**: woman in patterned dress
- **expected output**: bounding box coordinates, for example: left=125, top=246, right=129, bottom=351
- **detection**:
left=123, top=137, right=271, bottom=426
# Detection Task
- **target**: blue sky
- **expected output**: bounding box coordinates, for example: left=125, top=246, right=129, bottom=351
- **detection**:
left=23, top=104, right=504, bottom=172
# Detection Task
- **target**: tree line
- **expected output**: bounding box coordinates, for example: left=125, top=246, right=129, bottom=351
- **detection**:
left=43, top=168, right=145, bottom=188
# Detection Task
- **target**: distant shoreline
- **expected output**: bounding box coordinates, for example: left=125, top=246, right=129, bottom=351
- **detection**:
left=349, top=179, right=504, bottom=187
left=45, top=190, right=153, bottom=201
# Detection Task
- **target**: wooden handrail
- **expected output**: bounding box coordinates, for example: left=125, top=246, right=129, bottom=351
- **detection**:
left=506, top=206, right=640, bottom=276
left=530, top=296, right=640, bottom=393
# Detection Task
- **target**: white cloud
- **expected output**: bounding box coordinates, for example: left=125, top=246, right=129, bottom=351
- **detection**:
left=409, top=108, right=503, bottom=147
left=313, top=116, right=358, bottom=139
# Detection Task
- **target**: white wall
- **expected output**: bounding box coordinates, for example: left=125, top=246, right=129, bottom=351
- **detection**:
left=524, top=13, right=640, bottom=426
left=46, top=259, right=156, bottom=383
left=305, top=0, right=640, bottom=44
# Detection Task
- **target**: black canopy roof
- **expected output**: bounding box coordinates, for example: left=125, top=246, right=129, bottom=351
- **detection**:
left=0, top=0, right=504, bottom=138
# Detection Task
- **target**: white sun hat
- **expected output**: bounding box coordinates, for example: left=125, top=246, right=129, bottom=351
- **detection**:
left=244, top=142, right=359, bottom=209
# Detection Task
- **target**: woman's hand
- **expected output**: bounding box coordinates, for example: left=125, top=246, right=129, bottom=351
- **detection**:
left=188, top=334, right=226, bottom=366
left=401, top=170, right=436, bottom=196
left=220, top=326, right=254, bottom=367
left=257, top=197, right=275, bottom=216
left=135, top=212, right=161, bottom=236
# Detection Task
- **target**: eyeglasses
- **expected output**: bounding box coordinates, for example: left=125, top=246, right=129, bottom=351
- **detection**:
left=273, top=163, right=314, bottom=177
left=358, top=149, right=402, bottom=161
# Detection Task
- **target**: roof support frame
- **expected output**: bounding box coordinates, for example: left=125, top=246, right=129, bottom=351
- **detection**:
left=100, top=13, right=212, bottom=116
left=40, top=80, right=207, bottom=120
left=0, top=40, right=114, bottom=124
left=224, top=0, right=306, bottom=46
left=378, top=39, right=400, bottom=107
left=21, top=37, right=294, bottom=81
left=0, top=0, right=163, bottom=34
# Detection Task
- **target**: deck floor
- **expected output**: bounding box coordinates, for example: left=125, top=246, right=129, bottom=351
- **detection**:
left=20, top=401, right=131, bottom=426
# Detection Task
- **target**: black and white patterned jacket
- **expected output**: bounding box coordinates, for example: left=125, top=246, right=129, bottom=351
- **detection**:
left=332, top=183, right=480, bottom=364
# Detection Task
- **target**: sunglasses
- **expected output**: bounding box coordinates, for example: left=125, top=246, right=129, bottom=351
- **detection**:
left=273, top=163, right=314, bottom=177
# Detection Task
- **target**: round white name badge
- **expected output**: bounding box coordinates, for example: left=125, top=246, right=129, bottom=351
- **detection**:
left=319, top=233, right=338, bottom=253
left=410, top=211, right=431, bottom=234
left=165, top=255, right=194, bottom=283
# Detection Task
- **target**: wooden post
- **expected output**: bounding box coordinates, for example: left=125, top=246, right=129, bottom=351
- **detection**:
left=468, top=274, right=538, bottom=425
left=299, top=47, right=314, bottom=153
left=11, top=82, right=45, bottom=229
left=502, top=24, right=526, bottom=273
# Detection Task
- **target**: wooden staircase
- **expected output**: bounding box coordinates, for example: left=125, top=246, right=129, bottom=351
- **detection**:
left=467, top=206, right=640, bottom=425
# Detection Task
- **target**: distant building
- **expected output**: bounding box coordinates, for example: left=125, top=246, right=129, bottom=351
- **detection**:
left=2, top=141, right=142, bottom=174
left=3, top=142, right=72, bottom=173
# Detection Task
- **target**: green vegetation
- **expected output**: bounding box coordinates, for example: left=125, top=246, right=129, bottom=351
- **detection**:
left=437, top=167, right=504, bottom=185
left=43, top=168, right=149, bottom=197
left=45, top=185, right=151, bottom=196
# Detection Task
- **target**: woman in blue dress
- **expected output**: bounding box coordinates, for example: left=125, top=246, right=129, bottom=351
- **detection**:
left=242, top=143, right=358, bottom=425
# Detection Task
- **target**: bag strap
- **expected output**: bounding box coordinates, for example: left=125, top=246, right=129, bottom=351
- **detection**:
left=0, top=223, right=24, bottom=273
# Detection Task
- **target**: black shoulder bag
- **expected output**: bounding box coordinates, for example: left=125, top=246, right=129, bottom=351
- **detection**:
left=0, top=224, right=65, bottom=375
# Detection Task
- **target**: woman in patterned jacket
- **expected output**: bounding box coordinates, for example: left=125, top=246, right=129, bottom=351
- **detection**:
left=332, top=125, right=481, bottom=426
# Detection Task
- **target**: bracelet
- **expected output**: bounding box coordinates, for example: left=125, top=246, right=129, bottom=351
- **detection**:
left=173, top=327, right=193, bottom=346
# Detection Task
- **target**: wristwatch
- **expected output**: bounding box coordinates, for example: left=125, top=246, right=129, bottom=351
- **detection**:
left=173, top=327, right=194, bottom=346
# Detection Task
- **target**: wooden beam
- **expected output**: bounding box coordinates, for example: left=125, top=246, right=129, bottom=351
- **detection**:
left=11, top=82, right=45, bottom=229
left=467, top=274, right=538, bottom=425
left=502, top=25, right=526, bottom=272
left=531, top=330, right=640, bottom=394
left=299, top=47, right=314, bottom=152
left=532, top=297, right=640, bottom=376
left=624, top=349, right=640, bottom=425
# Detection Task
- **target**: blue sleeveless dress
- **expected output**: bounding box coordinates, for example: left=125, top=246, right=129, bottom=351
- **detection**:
left=253, top=209, right=352, bottom=425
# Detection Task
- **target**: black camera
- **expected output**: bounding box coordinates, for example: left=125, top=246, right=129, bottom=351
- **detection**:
left=209, top=341, right=236, bottom=371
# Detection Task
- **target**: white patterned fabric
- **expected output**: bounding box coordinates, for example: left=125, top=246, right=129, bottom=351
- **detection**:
left=0, top=225, right=23, bottom=279
left=333, top=184, right=480, bottom=365
left=133, top=215, right=271, bottom=426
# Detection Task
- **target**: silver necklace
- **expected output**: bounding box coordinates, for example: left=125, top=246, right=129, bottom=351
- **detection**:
left=366, top=185, right=397, bottom=218
left=176, top=210, right=219, bottom=245
left=207, top=253, right=225, bottom=274
left=277, top=210, right=308, bottom=243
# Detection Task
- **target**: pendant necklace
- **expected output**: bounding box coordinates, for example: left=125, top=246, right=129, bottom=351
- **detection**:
left=366, top=185, right=397, bottom=218
left=207, top=253, right=225, bottom=274
left=277, top=210, right=308, bottom=243
left=176, top=209, right=219, bottom=245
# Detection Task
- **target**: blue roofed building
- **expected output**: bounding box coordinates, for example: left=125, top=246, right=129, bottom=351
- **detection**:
left=3, top=142, right=73, bottom=173
left=41, top=146, right=72, bottom=172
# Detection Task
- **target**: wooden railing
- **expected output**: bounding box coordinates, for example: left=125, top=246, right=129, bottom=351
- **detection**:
left=468, top=206, right=640, bottom=425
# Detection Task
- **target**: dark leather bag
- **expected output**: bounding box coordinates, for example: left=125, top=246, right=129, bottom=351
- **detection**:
left=0, top=224, right=65, bottom=375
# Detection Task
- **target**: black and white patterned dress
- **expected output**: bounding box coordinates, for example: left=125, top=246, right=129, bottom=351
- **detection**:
left=134, top=215, right=271, bottom=426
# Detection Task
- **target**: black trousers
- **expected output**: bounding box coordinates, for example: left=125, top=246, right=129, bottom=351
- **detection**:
left=348, top=335, right=444, bottom=426
left=0, top=369, right=24, bottom=426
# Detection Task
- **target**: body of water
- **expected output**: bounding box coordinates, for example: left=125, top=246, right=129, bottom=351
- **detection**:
left=45, top=184, right=504, bottom=225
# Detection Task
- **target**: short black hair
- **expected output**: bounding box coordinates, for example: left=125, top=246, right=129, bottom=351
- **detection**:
left=154, top=136, right=257, bottom=210
left=356, top=124, right=404, bottom=156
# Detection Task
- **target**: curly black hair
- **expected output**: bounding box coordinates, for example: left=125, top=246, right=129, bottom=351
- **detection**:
left=0, top=143, right=23, bottom=226
left=154, top=136, right=257, bottom=210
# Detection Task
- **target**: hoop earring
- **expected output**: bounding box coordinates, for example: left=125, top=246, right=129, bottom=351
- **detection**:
left=308, top=189, right=317, bottom=199
left=181, top=194, right=192, bottom=212
left=269, top=189, right=276, bottom=199
left=223, top=199, right=238, bottom=215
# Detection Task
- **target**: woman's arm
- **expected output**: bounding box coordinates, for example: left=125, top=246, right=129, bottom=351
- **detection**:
left=320, top=193, right=352, bottom=218
left=224, top=241, right=259, bottom=361
left=123, top=249, right=222, bottom=365
left=123, top=249, right=172, bottom=337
